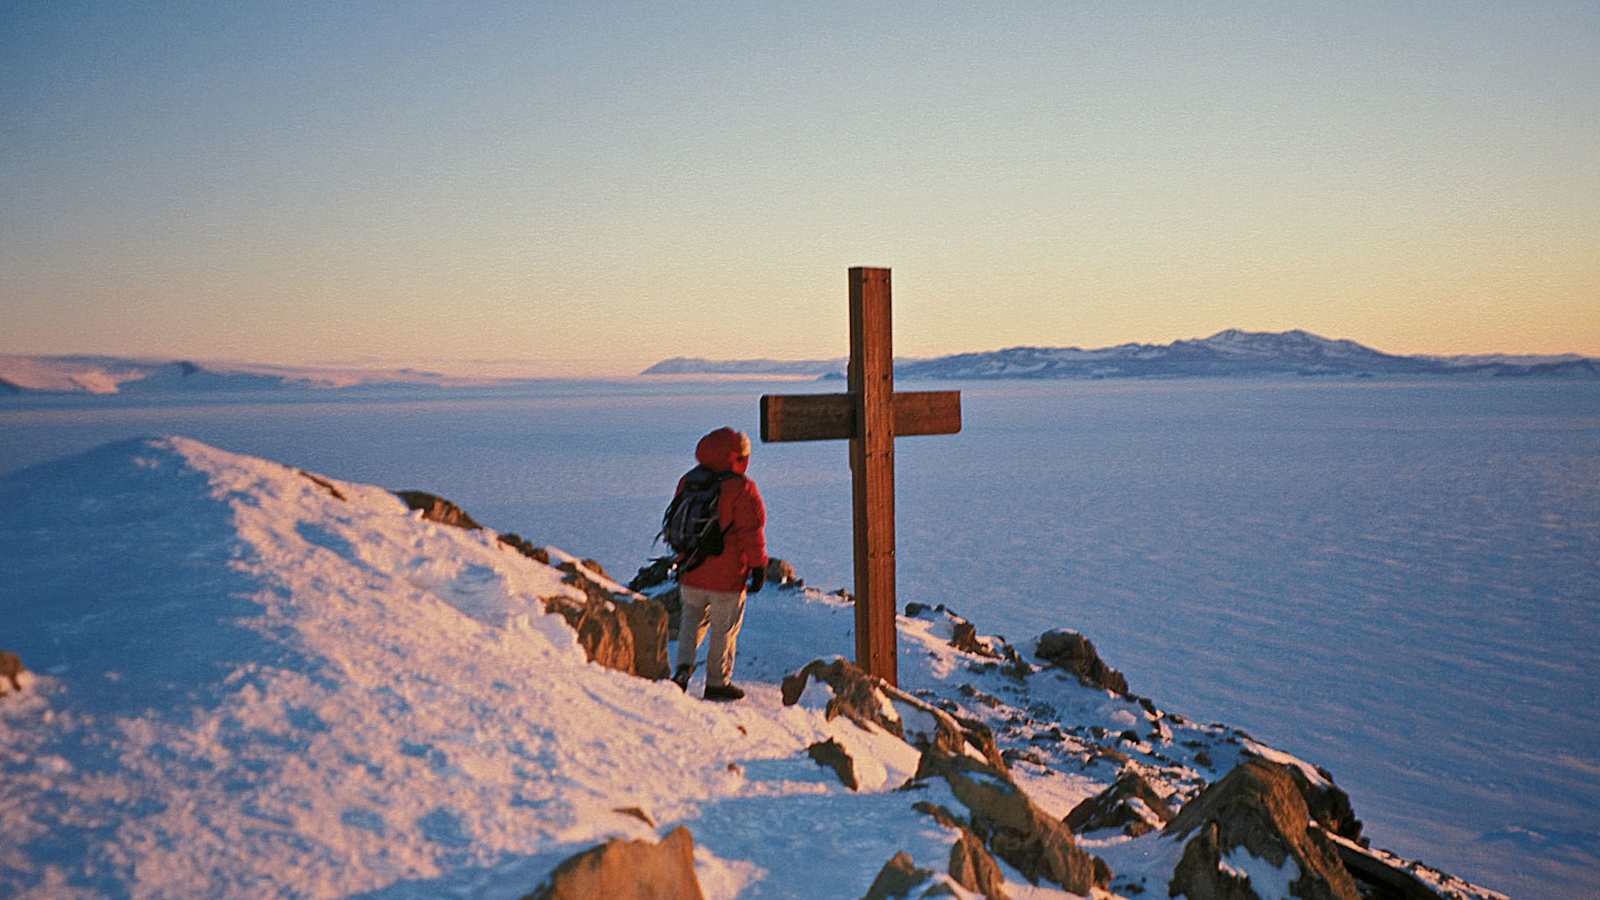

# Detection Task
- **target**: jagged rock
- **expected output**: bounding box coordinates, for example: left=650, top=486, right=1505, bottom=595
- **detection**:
left=612, top=806, right=655, bottom=828
left=548, top=562, right=668, bottom=679
left=1170, top=821, right=1257, bottom=900
left=781, top=658, right=1007, bottom=771
left=863, top=851, right=935, bottom=899
left=948, top=827, right=1010, bottom=899
left=1034, top=629, right=1129, bottom=695
left=558, top=561, right=613, bottom=604
left=916, top=750, right=1108, bottom=894
left=296, top=470, right=346, bottom=501
left=949, top=621, right=1002, bottom=659
left=498, top=533, right=551, bottom=564
left=1247, top=753, right=1363, bottom=841
left=544, top=593, right=637, bottom=674
left=629, top=556, right=674, bottom=591
left=1164, top=759, right=1360, bottom=900
left=524, top=825, right=704, bottom=900
left=579, top=558, right=609, bottom=579
left=617, top=596, right=670, bottom=680
left=394, top=490, right=482, bottom=530
left=764, top=558, right=800, bottom=587
left=807, top=738, right=860, bottom=790
left=1, top=651, right=25, bottom=697
left=1065, top=772, right=1175, bottom=837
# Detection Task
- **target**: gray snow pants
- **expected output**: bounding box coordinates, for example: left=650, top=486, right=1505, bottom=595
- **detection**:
left=675, top=584, right=747, bottom=688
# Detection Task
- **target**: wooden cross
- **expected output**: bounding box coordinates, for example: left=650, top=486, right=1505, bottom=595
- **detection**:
left=759, top=267, right=961, bottom=687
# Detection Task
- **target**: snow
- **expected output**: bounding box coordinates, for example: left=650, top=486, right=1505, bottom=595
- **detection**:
left=0, top=436, right=1523, bottom=898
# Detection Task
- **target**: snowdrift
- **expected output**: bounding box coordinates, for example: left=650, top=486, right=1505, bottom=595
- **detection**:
left=0, top=437, right=1503, bottom=898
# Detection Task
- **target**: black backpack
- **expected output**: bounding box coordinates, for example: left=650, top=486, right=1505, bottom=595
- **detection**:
left=658, top=466, right=739, bottom=573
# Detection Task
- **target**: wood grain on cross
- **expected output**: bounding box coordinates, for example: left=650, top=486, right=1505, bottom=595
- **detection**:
left=759, top=268, right=961, bottom=687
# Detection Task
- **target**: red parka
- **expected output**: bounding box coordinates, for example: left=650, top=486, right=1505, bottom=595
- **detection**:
left=678, top=428, right=768, bottom=593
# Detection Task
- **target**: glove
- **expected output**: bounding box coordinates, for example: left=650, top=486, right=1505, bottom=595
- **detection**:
left=747, top=566, right=767, bottom=593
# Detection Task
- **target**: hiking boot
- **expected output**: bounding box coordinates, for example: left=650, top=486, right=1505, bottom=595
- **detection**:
left=703, top=684, right=745, bottom=702
left=671, top=665, right=692, bottom=692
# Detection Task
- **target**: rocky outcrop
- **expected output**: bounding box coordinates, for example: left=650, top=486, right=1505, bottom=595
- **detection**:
left=863, top=851, right=935, bottom=899
left=1252, top=753, right=1363, bottom=842
left=524, top=826, right=704, bottom=900
left=764, top=558, right=800, bottom=588
left=628, top=556, right=674, bottom=592
left=1033, top=629, right=1129, bottom=695
left=948, top=827, right=1010, bottom=899
left=297, top=470, right=346, bottom=501
left=552, top=560, right=669, bottom=680
left=781, top=658, right=1006, bottom=772
left=1, top=651, right=25, bottom=697
left=915, top=749, right=1109, bottom=894
left=394, top=490, right=482, bottom=530
left=1064, top=771, right=1175, bottom=837
left=807, top=738, right=860, bottom=790
left=1164, top=759, right=1360, bottom=900
left=542, top=591, right=670, bottom=680
left=498, top=532, right=552, bottom=564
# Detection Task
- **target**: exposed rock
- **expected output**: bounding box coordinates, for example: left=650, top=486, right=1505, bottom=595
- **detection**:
left=1328, top=833, right=1477, bottom=900
left=1246, top=753, right=1362, bottom=841
left=1065, top=772, right=1175, bottom=837
left=948, top=828, right=1010, bottom=899
left=394, top=490, right=482, bottom=530
left=498, top=533, right=551, bottom=564
left=913, top=801, right=966, bottom=831
left=629, top=555, right=674, bottom=591
left=1170, top=821, right=1257, bottom=900
left=949, top=621, right=1002, bottom=659
left=764, top=558, right=800, bottom=588
left=1164, top=759, right=1360, bottom=900
left=616, top=596, right=670, bottom=680
left=863, top=851, right=935, bottom=899
left=524, top=825, right=704, bottom=900
left=296, top=470, right=346, bottom=501
left=544, top=593, right=636, bottom=674
left=558, top=561, right=614, bottom=604
left=612, top=806, right=656, bottom=828
left=916, top=750, right=1108, bottom=894
left=579, top=558, right=609, bottom=580
left=544, top=590, right=670, bottom=681
left=0, top=651, right=24, bottom=697
left=807, top=738, right=860, bottom=790
left=783, top=658, right=905, bottom=738
left=781, top=658, right=1007, bottom=772
left=1034, top=629, right=1129, bottom=695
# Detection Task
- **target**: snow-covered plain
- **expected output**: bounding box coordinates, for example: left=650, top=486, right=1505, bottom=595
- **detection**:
left=2, top=378, right=1595, bottom=898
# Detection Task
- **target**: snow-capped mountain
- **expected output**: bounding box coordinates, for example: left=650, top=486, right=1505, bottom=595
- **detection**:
left=0, top=437, right=1502, bottom=898
left=0, top=355, right=509, bottom=395
left=641, top=357, right=849, bottom=377
left=644, top=330, right=1599, bottom=380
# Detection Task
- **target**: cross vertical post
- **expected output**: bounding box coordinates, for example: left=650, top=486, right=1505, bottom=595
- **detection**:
left=849, top=267, right=898, bottom=684
left=758, top=267, right=961, bottom=688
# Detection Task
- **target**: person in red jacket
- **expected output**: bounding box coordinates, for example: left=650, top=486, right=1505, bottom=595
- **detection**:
left=672, top=427, right=768, bottom=701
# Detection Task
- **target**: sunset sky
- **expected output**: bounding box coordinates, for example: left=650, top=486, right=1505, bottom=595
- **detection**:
left=4, top=2, right=1597, bottom=376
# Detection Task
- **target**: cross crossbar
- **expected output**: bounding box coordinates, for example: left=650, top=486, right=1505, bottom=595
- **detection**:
left=759, top=391, right=961, bottom=443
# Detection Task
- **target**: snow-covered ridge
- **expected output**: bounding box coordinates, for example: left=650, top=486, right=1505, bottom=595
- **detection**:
left=0, top=355, right=548, bottom=395
left=642, top=330, right=1600, bottom=380
left=0, top=438, right=1504, bottom=898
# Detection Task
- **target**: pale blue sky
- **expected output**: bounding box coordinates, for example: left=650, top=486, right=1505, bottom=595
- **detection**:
left=4, top=1, right=1597, bottom=374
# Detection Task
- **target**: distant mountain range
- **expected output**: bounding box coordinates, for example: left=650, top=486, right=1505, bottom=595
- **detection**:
left=5, top=331, right=1595, bottom=396
left=0, top=355, right=493, bottom=396
left=644, top=330, right=1599, bottom=380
